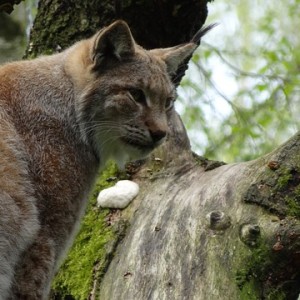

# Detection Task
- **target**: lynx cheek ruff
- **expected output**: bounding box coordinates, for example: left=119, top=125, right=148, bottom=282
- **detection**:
left=97, top=180, right=139, bottom=209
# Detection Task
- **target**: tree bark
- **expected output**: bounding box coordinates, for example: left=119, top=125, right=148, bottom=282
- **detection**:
left=0, top=0, right=23, bottom=14
left=23, top=0, right=300, bottom=299
left=99, top=116, right=300, bottom=299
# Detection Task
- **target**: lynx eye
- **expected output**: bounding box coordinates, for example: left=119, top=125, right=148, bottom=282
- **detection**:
left=128, top=88, right=146, bottom=104
left=165, top=97, right=175, bottom=111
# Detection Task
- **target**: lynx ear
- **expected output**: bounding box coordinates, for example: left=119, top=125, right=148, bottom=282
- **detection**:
left=91, top=20, right=135, bottom=67
left=150, top=43, right=197, bottom=75
left=150, top=24, right=217, bottom=76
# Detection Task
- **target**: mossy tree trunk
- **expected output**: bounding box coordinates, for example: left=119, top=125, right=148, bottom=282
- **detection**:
left=6, top=0, right=300, bottom=299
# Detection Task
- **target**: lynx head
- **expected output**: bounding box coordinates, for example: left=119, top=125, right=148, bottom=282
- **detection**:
left=68, top=20, right=204, bottom=167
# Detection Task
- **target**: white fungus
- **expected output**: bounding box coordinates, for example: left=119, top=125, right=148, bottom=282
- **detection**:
left=97, top=180, right=139, bottom=209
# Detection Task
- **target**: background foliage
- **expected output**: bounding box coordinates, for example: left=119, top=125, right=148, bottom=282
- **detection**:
left=1, top=0, right=299, bottom=163
left=177, top=0, right=300, bottom=162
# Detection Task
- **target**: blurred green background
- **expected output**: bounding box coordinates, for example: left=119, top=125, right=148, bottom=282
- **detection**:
left=178, top=0, right=300, bottom=162
left=1, top=2, right=28, bottom=63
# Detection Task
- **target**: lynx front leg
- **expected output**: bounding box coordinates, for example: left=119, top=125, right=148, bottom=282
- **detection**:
left=11, top=234, right=56, bottom=300
left=0, top=192, right=39, bottom=300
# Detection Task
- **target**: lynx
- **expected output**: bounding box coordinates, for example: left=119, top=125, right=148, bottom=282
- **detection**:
left=0, top=20, right=210, bottom=299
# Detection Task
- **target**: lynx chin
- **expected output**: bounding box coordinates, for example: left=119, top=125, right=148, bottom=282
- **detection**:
left=0, top=20, right=210, bottom=299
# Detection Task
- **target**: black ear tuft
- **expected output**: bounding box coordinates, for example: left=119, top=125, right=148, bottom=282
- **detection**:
left=92, top=20, right=135, bottom=67
left=191, top=23, right=218, bottom=45
left=150, top=23, right=217, bottom=86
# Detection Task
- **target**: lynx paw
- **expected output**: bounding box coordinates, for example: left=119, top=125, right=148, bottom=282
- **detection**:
left=97, top=180, right=139, bottom=209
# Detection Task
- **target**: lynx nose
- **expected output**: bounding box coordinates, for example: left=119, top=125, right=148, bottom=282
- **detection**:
left=150, top=129, right=167, bottom=145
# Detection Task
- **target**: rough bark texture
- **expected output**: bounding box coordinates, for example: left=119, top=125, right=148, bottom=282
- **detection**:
left=99, top=120, right=300, bottom=299
left=25, top=0, right=207, bottom=57
left=23, top=0, right=300, bottom=299
left=0, top=0, right=23, bottom=14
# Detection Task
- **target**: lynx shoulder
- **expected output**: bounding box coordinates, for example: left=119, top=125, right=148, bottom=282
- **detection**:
left=0, top=20, right=210, bottom=299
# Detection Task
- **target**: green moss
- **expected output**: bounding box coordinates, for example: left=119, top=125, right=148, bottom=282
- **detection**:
left=238, top=279, right=286, bottom=300
left=236, top=244, right=268, bottom=287
left=236, top=243, right=270, bottom=298
left=275, top=169, right=292, bottom=191
left=51, top=162, right=126, bottom=300
left=238, top=278, right=259, bottom=300
left=278, top=170, right=300, bottom=218
left=266, top=289, right=286, bottom=300
left=273, top=167, right=300, bottom=218
left=285, top=195, right=300, bottom=218
left=245, top=164, right=300, bottom=218
left=235, top=241, right=289, bottom=300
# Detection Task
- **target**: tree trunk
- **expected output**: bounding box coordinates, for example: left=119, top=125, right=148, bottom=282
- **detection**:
left=98, top=122, right=300, bottom=300
left=17, top=0, right=300, bottom=299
